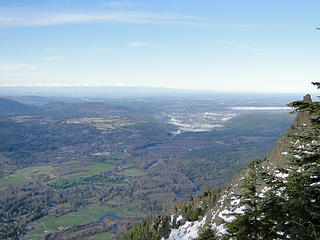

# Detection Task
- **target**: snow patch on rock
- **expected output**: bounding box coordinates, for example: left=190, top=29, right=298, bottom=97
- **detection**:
left=176, top=215, right=183, bottom=223
left=165, top=216, right=207, bottom=240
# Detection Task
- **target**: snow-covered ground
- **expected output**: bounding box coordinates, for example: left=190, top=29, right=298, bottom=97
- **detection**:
left=167, top=112, right=236, bottom=134
left=163, top=216, right=207, bottom=240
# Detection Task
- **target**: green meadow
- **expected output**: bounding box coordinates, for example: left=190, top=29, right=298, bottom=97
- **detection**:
left=48, top=161, right=117, bottom=185
left=0, top=166, right=55, bottom=185
left=122, top=168, right=148, bottom=177
left=25, top=204, right=146, bottom=240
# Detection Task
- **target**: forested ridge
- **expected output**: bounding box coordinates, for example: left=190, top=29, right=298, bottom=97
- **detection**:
left=227, top=83, right=320, bottom=239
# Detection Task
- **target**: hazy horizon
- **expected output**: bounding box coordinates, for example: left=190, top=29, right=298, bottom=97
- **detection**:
left=0, top=85, right=311, bottom=96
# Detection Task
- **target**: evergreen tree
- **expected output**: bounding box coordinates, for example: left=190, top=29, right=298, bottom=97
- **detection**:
left=118, top=217, right=159, bottom=240
left=226, top=160, right=271, bottom=239
left=277, top=82, right=320, bottom=239
left=227, top=82, right=320, bottom=239
left=197, top=226, right=217, bottom=240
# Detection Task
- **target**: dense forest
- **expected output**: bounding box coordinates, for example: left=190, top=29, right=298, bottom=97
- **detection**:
left=227, top=83, right=320, bottom=239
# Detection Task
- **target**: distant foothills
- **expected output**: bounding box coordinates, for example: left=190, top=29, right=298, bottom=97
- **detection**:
left=0, top=85, right=306, bottom=99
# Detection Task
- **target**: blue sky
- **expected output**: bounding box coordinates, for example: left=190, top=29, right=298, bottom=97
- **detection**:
left=0, top=0, right=319, bottom=93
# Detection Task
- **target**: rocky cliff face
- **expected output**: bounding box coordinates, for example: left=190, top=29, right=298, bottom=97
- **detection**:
left=120, top=95, right=315, bottom=240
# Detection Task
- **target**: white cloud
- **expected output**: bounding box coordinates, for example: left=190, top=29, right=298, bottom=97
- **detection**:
left=0, top=11, right=199, bottom=28
left=94, top=48, right=111, bottom=52
left=0, top=62, right=36, bottom=71
left=128, top=42, right=151, bottom=47
left=43, top=56, right=61, bottom=62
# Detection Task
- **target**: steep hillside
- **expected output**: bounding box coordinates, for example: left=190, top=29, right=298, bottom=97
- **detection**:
left=119, top=93, right=319, bottom=240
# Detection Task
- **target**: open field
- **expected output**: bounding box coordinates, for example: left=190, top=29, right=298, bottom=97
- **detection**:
left=1, top=166, right=55, bottom=185
left=66, top=117, right=136, bottom=130
left=89, top=232, right=113, bottom=240
left=121, top=168, right=148, bottom=177
left=25, top=204, right=146, bottom=240
left=47, top=161, right=117, bottom=184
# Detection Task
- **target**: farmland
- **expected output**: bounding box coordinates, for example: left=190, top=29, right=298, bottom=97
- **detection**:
left=0, top=95, right=295, bottom=239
